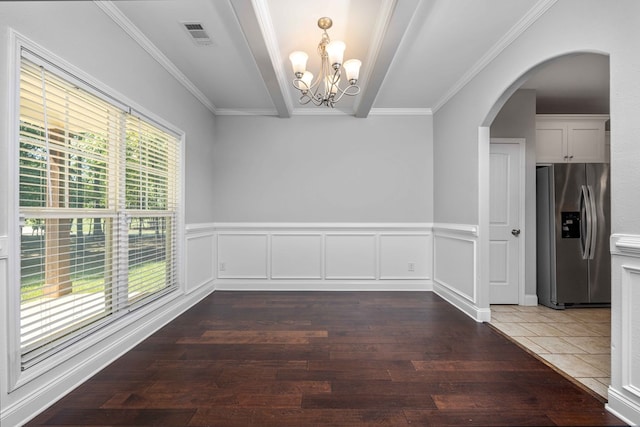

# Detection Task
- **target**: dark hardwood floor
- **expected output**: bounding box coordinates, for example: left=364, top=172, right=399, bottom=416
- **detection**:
left=27, top=292, right=625, bottom=426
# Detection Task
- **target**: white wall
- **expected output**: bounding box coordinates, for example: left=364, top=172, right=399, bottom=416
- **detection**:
left=0, top=2, right=217, bottom=425
left=212, top=114, right=433, bottom=222
left=490, top=89, right=537, bottom=301
left=432, top=0, right=640, bottom=423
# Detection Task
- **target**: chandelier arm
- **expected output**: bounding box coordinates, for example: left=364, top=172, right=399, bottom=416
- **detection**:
left=331, top=84, right=361, bottom=103
left=292, top=76, right=359, bottom=105
left=296, top=89, right=325, bottom=106
left=307, top=75, right=323, bottom=96
left=312, top=92, right=325, bottom=106
left=292, top=78, right=319, bottom=93
left=297, top=92, right=313, bottom=105
left=292, top=77, right=326, bottom=105
left=307, top=85, right=325, bottom=106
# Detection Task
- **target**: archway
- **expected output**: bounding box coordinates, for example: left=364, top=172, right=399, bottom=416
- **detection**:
left=480, top=51, right=611, bottom=398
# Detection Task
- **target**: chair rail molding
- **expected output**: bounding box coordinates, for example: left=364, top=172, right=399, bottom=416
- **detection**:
left=611, top=233, right=640, bottom=256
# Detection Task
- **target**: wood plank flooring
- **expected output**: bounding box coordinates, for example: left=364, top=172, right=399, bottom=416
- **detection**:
left=27, top=292, right=625, bottom=426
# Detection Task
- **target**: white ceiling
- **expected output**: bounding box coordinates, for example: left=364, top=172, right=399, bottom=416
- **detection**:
left=521, top=53, right=610, bottom=114
left=101, top=0, right=609, bottom=118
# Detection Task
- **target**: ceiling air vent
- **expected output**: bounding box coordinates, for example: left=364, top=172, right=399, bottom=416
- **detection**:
left=182, top=22, right=213, bottom=46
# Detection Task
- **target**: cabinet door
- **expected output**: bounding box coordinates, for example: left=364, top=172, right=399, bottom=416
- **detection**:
left=567, top=121, right=605, bottom=162
left=536, top=124, right=567, bottom=162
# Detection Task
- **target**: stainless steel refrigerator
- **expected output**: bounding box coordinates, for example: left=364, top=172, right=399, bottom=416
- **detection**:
left=536, top=163, right=611, bottom=309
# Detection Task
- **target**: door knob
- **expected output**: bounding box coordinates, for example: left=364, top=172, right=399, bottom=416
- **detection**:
left=511, top=229, right=521, bottom=236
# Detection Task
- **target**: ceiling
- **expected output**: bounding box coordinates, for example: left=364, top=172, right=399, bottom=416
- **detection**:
left=98, top=0, right=610, bottom=118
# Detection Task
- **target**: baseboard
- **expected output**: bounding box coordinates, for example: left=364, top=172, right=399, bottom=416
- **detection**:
left=433, top=280, right=490, bottom=322
left=523, top=293, right=538, bottom=306
left=1, top=285, right=215, bottom=427
left=214, top=280, right=433, bottom=292
left=606, top=387, right=640, bottom=426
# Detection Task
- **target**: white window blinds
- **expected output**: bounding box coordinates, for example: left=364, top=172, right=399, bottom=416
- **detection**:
left=18, top=53, right=180, bottom=369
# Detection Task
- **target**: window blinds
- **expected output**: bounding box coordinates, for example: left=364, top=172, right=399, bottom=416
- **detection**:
left=18, top=54, right=180, bottom=369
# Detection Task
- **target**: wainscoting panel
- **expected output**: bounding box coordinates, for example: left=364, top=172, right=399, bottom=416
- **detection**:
left=217, top=234, right=268, bottom=279
left=434, top=234, right=476, bottom=302
left=184, top=230, right=215, bottom=293
left=210, top=224, right=432, bottom=291
left=325, top=234, right=377, bottom=280
left=621, top=264, right=640, bottom=397
left=432, top=224, right=483, bottom=321
left=271, top=234, right=323, bottom=279
left=609, top=234, right=640, bottom=425
left=379, top=234, right=432, bottom=280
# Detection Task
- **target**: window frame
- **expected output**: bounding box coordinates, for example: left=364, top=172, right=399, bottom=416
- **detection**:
left=7, top=32, right=186, bottom=390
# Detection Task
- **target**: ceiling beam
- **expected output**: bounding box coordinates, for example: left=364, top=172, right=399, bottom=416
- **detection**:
left=229, top=0, right=292, bottom=118
left=354, top=0, right=421, bottom=118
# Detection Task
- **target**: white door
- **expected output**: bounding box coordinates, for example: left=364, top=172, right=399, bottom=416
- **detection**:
left=489, top=140, right=522, bottom=304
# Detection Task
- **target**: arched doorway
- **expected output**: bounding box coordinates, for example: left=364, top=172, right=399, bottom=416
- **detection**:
left=481, top=52, right=611, bottom=398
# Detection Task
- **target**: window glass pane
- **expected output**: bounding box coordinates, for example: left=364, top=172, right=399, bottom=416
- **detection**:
left=125, top=117, right=175, bottom=211
left=19, top=59, right=117, bottom=211
left=127, top=215, right=176, bottom=305
left=20, top=217, right=113, bottom=356
left=19, top=125, right=48, bottom=208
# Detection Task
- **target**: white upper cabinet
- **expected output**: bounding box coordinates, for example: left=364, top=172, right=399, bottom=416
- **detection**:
left=536, top=115, right=609, bottom=163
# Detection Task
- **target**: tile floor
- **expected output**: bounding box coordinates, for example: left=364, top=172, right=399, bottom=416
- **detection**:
left=489, top=304, right=611, bottom=400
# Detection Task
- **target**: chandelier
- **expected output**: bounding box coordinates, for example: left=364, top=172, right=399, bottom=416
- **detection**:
left=289, top=17, right=362, bottom=108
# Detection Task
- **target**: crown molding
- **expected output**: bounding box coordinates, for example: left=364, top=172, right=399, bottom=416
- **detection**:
left=215, top=108, right=279, bottom=116
left=94, top=1, right=218, bottom=115
left=432, top=0, right=558, bottom=113
left=292, top=108, right=355, bottom=117
left=369, top=108, right=433, bottom=116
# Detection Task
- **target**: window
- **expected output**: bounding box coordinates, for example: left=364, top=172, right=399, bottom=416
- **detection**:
left=18, top=51, right=181, bottom=369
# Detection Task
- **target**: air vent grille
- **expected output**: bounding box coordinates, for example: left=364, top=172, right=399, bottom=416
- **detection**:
left=182, top=22, right=213, bottom=46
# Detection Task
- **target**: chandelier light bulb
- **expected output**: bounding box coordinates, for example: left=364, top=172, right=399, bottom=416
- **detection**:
left=326, top=40, right=346, bottom=68
left=289, top=51, right=308, bottom=77
left=343, top=59, right=362, bottom=84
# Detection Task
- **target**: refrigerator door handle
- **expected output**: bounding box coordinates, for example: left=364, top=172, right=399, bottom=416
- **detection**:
left=580, top=184, right=592, bottom=260
left=587, top=185, right=598, bottom=260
